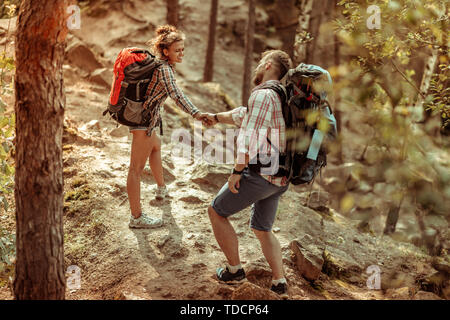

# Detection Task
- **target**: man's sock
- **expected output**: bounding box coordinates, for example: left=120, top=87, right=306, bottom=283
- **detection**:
left=272, top=278, right=287, bottom=286
left=227, top=263, right=242, bottom=274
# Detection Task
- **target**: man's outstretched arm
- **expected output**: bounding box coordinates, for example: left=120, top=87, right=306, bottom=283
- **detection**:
left=203, top=106, right=247, bottom=127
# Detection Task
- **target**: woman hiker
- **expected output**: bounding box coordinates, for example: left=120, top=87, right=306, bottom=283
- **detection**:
left=128, top=25, right=210, bottom=229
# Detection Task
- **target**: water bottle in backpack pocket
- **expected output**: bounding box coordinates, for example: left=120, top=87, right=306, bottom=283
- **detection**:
left=248, top=63, right=338, bottom=185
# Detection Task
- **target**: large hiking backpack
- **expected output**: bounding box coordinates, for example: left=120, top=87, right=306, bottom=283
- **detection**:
left=103, top=47, right=162, bottom=127
left=252, top=63, right=338, bottom=185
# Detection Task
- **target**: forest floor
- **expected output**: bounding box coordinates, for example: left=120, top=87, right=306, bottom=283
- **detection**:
left=0, top=0, right=448, bottom=300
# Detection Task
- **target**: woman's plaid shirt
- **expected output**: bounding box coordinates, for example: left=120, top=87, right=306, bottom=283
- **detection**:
left=235, top=80, right=288, bottom=187
left=143, top=60, right=199, bottom=132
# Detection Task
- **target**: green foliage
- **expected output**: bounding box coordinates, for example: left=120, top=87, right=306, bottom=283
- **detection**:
left=425, top=63, right=450, bottom=130
left=0, top=72, right=15, bottom=214
left=0, top=20, right=15, bottom=216
left=0, top=0, right=16, bottom=284
left=0, top=224, right=15, bottom=289
left=335, top=0, right=448, bottom=107
left=0, top=0, right=19, bottom=19
left=0, top=221, right=15, bottom=288
left=0, top=226, right=15, bottom=266
left=330, top=0, right=449, bottom=254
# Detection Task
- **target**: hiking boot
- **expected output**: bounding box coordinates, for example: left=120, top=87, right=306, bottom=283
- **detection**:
left=129, top=212, right=163, bottom=229
left=155, top=186, right=168, bottom=200
left=270, top=282, right=289, bottom=299
left=216, top=265, right=246, bottom=284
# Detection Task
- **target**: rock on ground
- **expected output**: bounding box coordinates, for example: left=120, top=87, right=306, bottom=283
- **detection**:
left=290, top=234, right=324, bottom=281
left=231, top=282, right=281, bottom=300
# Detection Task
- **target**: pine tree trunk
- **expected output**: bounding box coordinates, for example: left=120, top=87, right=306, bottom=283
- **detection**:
left=383, top=195, right=404, bottom=235
left=166, top=0, right=179, bottom=27
left=415, top=48, right=439, bottom=121
left=14, top=0, right=67, bottom=300
left=242, top=0, right=255, bottom=105
left=203, top=0, right=218, bottom=82
left=294, top=0, right=314, bottom=64
left=294, top=0, right=333, bottom=65
left=332, top=0, right=343, bottom=163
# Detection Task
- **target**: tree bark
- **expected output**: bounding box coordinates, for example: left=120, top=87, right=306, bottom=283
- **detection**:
left=203, top=0, right=218, bottom=82
left=293, top=0, right=314, bottom=64
left=294, top=0, right=334, bottom=65
left=14, top=0, right=67, bottom=300
left=166, top=0, right=179, bottom=27
left=273, top=0, right=299, bottom=59
left=383, top=195, right=404, bottom=235
left=415, top=48, right=439, bottom=122
left=242, top=0, right=255, bottom=105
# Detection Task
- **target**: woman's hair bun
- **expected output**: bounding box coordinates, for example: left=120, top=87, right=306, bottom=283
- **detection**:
left=148, top=25, right=185, bottom=59
left=156, top=25, right=177, bottom=36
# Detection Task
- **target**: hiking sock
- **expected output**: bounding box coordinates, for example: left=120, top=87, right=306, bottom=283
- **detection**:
left=227, top=263, right=242, bottom=274
left=272, top=278, right=287, bottom=286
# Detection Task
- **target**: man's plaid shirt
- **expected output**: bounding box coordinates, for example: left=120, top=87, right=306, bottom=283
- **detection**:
left=143, top=60, right=199, bottom=131
left=234, top=80, right=288, bottom=187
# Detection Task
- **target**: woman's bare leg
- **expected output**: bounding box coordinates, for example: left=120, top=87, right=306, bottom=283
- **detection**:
left=127, top=130, right=153, bottom=218
left=148, top=131, right=165, bottom=187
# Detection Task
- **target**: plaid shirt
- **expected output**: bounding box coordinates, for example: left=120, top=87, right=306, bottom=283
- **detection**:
left=143, top=60, right=199, bottom=132
left=236, top=80, right=288, bottom=187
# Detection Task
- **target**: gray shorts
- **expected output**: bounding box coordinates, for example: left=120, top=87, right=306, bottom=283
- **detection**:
left=211, top=168, right=289, bottom=232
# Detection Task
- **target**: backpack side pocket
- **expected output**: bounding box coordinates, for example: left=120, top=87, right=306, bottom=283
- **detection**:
left=123, top=98, right=144, bottom=125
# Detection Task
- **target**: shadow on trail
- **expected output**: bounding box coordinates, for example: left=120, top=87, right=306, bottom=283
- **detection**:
left=130, top=199, right=192, bottom=299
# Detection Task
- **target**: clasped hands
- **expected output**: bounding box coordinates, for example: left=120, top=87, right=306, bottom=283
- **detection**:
left=193, top=112, right=218, bottom=127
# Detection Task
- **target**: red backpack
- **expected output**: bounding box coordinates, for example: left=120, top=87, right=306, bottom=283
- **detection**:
left=103, top=47, right=161, bottom=127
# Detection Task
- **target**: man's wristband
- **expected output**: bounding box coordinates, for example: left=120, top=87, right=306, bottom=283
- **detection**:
left=232, top=168, right=244, bottom=175
left=214, top=114, right=219, bottom=123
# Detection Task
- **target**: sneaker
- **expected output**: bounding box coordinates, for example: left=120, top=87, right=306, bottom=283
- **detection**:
left=155, top=186, right=168, bottom=200
left=270, top=282, right=289, bottom=299
left=129, top=212, right=163, bottom=229
left=216, top=265, right=246, bottom=284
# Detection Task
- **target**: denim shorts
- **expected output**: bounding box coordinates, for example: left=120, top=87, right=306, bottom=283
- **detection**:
left=129, top=126, right=148, bottom=131
left=211, top=168, right=289, bottom=231
left=129, top=126, right=152, bottom=136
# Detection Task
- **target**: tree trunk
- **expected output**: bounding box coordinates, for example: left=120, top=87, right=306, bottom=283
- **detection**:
left=242, top=0, right=255, bottom=105
left=14, top=0, right=67, bottom=300
left=203, top=0, right=218, bottom=82
left=294, top=0, right=333, bottom=65
left=293, top=0, right=314, bottom=64
left=332, top=0, right=343, bottom=163
left=415, top=48, right=439, bottom=122
left=273, top=0, right=299, bottom=59
left=383, top=195, right=404, bottom=235
left=166, top=0, right=179, bottom=27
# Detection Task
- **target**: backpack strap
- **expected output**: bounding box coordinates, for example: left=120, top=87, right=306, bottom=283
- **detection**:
left=257, top=82, right=287, bottom=104
left=136, top=79, right=150, bottom=101
left=248, top=84, right=292, bottom=179
left=130, top=49, right=148, bottom=54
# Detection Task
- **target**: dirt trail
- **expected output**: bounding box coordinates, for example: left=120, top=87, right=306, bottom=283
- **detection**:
left=1, top=0, right=448, bottom=301
left=57, top=0, right=450, bottom=300
left=61, top=108, right=441, bottom=300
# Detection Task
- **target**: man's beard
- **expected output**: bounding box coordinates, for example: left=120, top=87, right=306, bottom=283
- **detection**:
left=252, top=70, right=263, bottom=86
